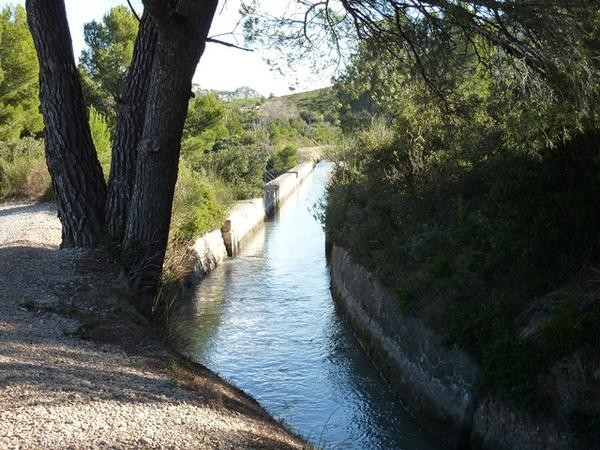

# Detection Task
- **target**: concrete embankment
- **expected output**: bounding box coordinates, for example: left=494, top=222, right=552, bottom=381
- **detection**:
left=187, top=160, right=316, bottom=281
left=265, top=162, right=314, bottom=216
left=329, top=245, right=598, bottom=450
left=329, top=246, right=478, bottom=449
left=221, top=198, right=266, bottom=257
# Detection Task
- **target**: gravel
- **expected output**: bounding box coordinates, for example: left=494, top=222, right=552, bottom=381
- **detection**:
left=0, top=202, right=307, bottom=449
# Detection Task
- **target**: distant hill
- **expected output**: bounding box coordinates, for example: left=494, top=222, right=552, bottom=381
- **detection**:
left=252, top=87, right=339, bottom=126
left=190, top=85, right=339, bottom=126
left=280, top=87, right=337, bottom=117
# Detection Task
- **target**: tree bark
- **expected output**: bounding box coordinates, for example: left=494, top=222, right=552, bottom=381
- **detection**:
left=105, top=12, right=158, bottom=240
left=124, top=0, right=219, bottom=313
left=26, top=0, right=106, bottom=248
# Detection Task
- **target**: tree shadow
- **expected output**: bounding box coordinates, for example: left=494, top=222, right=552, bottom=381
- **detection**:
left=0, top=202, right=55, bottom=218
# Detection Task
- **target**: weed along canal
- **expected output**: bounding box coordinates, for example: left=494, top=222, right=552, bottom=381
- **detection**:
left=171, top=162, right=444, bottom=450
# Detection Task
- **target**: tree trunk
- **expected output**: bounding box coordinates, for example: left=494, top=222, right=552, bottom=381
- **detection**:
left=105, top=12, right=157, bottom=241
left=124, top=1, right=219, bottom=313
left=26, top=0, right=106, bottom=248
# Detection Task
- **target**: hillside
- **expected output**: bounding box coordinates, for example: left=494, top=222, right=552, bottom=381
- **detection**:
left=280, top=87, right=338, bottom=121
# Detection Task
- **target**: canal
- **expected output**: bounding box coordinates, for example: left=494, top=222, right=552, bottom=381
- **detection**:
left=171, top=162, right=444, bottom=449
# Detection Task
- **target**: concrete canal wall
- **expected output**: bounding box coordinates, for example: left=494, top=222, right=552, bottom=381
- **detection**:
left=265, top=161, right=314, bottom=216
left=329, top=245, right=596, bottom=450
left=220, top=198, right=266, bottom=257
left=329, top=245, right=478, bottom=449
left=186, top=160, right=317, bottom=280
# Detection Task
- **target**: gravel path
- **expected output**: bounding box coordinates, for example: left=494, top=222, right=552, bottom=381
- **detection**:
left=0, top=202, right=307, bottom=449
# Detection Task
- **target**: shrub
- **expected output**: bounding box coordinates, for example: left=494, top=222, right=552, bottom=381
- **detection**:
left=169, top=163, right=227, bottom=243
left=89, top=106, right=111, bottom=179
left=300, top=109, right=321, bottom=124
left=0, top=138, right=50, bottom=200
left=268, top=144, right=298, bottom=177
left=325, top=122, right=600, bottom=403
left=197, top=137, right=269, bottom=200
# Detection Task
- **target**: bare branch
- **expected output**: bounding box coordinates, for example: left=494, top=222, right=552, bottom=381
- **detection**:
left=126, top=0, right=141, bottom=22
left=206, top=37, right=253, bottom=52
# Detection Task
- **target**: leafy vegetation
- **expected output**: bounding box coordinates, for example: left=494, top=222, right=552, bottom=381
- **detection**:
left=0, top=4, right=335, bottom=211
left=0, top=138, right=50, bottom=200
left=79, top=5, right=138, bottom=121
left=268, top=145, right=298, bottom=178
left=88, top=106, right=112, bottom=179
left=170, top=165, right=227, bottom=243
left=2, top=2, right=339, bottom=318
left=0, top=5, right=42, bottom=140
left=325, top=29, right=600, bottom=406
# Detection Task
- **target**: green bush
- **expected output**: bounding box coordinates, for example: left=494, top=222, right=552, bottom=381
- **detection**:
left=325, top=120, right=600, bottom=403
left=268, top=144, right=298, bottom=177
left=300, top=110, right=321, bottom=124
left=0, top=138, right=50, bottom=200
left=89, top=106, right=111, bottom=178
left=195, top=137, right=269, bottom=200
left=170, top=163, right=227, bottom=243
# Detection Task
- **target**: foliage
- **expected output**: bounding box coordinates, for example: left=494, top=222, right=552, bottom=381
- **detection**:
left=179, top=87, right=338, bottom=203
left=88, top=106, right=112, bottom=179
left=0, top=138, right=50, bottom=200
left=194, top=137, right=270, bottom=200
left=243, top=1, right=600, bottom=111
left=284, top=88, right=340, bottom=125
left=79, top=67, right=115, bottom=123
left=325, top=28, right=600, bottom=405
left=327, top=124, right=600, bottom=402
left=184, top=93, right=227, bottom=138
left=169, top=163, right=227, bottom=243
left=182, top=93, right=229, bottom=156
left=258, top=89, right=341, bottom=146
left=268, top=144, right=298, bottom=177
left=0, top=5, right=42, bottom=140
left=80, top=5, right=138, bottom=118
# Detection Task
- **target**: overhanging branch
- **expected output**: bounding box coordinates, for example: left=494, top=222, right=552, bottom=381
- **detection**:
left=206, top=37, right=253, bottom=52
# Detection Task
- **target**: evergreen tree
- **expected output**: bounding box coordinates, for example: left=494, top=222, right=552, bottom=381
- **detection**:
left=0, top=5, right=42, bottom=139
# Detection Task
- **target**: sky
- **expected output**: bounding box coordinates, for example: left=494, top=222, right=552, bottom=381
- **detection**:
left=1, top=0, right=334, bottom=96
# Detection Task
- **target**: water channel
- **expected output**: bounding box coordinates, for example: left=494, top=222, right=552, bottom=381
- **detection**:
left=171, top=162, right=444, bottom=449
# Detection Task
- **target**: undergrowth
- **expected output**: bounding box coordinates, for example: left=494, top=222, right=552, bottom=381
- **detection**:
left=325, top=125, right=600, bottom=405
left=0, top=138, right=52, bottom=200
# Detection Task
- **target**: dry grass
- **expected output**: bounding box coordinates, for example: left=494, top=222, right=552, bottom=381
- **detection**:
left=0, top=138, right=52, bottom=201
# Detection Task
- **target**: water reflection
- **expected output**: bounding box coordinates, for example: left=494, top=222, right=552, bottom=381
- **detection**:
left=170, top=162, right=445, bottom=450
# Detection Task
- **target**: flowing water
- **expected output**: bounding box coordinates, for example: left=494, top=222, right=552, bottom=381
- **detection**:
left=171, top=162, right=445, bottom=449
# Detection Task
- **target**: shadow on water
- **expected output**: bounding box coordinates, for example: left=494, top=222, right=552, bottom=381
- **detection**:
left=170, top=162, right=446, bottom=450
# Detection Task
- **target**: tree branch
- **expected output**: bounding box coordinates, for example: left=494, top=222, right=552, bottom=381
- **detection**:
left=126, top=0, right=141, bottom=22
left=206, top=37, right=253, bottom=52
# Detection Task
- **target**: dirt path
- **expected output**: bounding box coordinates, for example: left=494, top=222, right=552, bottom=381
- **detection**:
left=0, top=202, right=307, bottom=449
